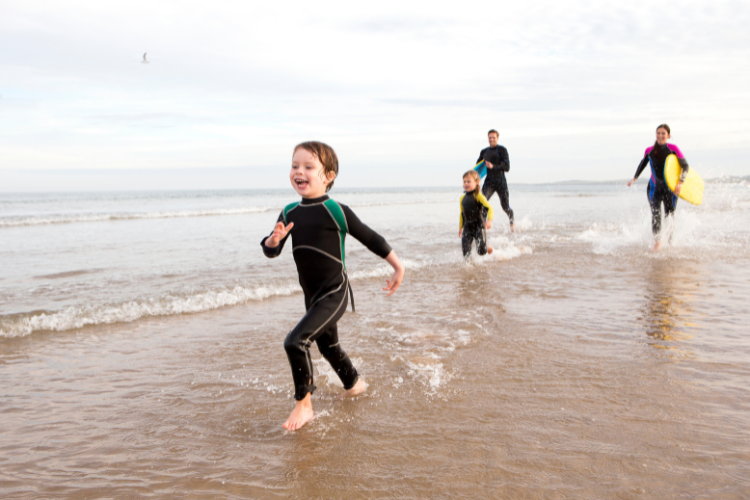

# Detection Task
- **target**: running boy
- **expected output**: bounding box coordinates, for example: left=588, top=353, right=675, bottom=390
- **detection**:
left=459, top=170, right=494, bottom=257
left=261, top=141, right=405, bottom=431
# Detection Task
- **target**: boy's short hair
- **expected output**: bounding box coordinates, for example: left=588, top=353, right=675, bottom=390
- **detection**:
left=488, top=129, right=499, bottom=137
left=293, top=141, right=339, bottom=192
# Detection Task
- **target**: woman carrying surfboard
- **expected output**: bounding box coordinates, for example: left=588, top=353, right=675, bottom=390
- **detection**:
left=627, top=124, right=689, bottom=251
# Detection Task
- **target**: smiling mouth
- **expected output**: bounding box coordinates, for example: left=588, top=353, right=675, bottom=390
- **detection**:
left=294, top=178, right=309, bottom=188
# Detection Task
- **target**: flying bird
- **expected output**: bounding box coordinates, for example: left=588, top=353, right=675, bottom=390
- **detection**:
left=142, top=53, right=149, bottom=64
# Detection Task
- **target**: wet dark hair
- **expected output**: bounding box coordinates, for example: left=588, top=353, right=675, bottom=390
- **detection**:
left=293, top=141, right=339, bottom=192
left=488, top=129, right=499, bottom=137
left=654, top=123, right=671, bottom=149
left=463, top=170, right=481, bottom=196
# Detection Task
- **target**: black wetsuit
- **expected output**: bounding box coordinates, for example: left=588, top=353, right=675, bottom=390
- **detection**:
left=261, top=194, right=392, bottom=401
left=460, top=191, right=493, bottom=257
left=477, top=145, right=514, bottom=224
left=633, top=143, right=689, bottom=238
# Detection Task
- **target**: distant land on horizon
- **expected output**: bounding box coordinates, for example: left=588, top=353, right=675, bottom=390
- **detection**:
left=0, top=167, right=750, bottom=193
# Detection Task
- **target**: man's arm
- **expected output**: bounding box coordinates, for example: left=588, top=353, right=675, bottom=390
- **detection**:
left=496, top=146, right=510, bottom=172
left=476, top=147, right=487, bottom=164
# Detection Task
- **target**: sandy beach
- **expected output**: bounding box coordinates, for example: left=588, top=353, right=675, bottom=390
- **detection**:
left=2, top=183, right=750, bottom=498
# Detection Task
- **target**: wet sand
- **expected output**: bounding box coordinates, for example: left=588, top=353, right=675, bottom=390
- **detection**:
left=2, top=249, right=750, bottom=499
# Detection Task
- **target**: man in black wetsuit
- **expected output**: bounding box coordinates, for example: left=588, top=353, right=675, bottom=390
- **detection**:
left=477, top=129, right=514, bottom=231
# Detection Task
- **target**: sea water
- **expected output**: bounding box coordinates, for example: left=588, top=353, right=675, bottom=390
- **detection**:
left=1, top=181, right=749, bottom=498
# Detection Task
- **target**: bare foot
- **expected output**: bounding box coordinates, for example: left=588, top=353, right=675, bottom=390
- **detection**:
left=487, top=246, right=494, bottom=255
left=510, top=223, right=515, bottom=232
left=652, top=241, right=662, bottom=252
left=282, top=394, right=314, bottom=431
left=338, top=378, right=368, bottom=399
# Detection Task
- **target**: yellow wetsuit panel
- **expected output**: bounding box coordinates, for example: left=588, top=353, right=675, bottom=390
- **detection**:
left=475, top=192, right=493, bottom=221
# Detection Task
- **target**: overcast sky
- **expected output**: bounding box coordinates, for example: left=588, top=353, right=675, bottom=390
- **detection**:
left=1, top=0, right=749, bottom=190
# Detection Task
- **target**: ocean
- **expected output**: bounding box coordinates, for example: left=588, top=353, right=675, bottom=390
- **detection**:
left=1, top=180, right=750, bottom=498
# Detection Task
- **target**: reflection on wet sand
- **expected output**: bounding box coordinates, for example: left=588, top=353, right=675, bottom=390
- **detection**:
left=640, top=260, right=700, bottom=350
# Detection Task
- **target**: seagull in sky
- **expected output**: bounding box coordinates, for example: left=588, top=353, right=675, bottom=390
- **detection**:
left=142, top=53, right=149, bottom=64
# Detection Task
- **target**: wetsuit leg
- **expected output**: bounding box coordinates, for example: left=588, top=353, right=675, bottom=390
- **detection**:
left=482, top=181, right=497, bottom=201
left=475, top=225, right=488, bottom=255
left=648, top=181, right=662, bottom=237
left=480, top=181, right=495, bottom=221
left=462, top=225, right=487, bottom=257
left=316, top=323, right=359, bottom=390
left=498, top=182, right=515, bottom=224
left=648, top=181, right=676, bottom=239
left=662, top=188, right=678, bottom=242
left=461, top=228, right=474, bottom=257
left=484, top=180, right=514, bottom=224
left=284, top=285, right=350, bottom=400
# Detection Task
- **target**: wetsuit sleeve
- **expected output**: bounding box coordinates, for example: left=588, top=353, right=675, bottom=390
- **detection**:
left=475, top=193, right=494, bottom=220
left=476, top=148, right=486, bottom=164
left=459, top=194, right=465, bottom=229
left=341, top=205, right=393, bottom=258
left=633, top=148, right=651, bottom=180
left=260, top=211, right=289, bottom=258
left=496, top=146, right=510, bottom=172
left=668, top=144, right=690, bottom=178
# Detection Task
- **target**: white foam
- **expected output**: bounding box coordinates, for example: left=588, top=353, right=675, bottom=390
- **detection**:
left=0, top=207, right=276, bottom=228
left=577, top=221, right=650, bottom=255
left=0, top=283, right=300, bottom=338
left=406, top=357, right=451, bottom=394
left=512, top=215, right=533, bottom=232
left=487, top=235, right=533, bottom=261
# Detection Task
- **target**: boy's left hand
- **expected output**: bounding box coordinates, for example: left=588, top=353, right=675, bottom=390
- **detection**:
left=383, top=251, right=405, bottom=297
left=485, top=220, right=492, bottom=229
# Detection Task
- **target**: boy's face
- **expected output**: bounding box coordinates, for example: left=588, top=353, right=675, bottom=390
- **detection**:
left=290, top=148, right=334, bottom=198
left=463, top=175, right=477, bottom=192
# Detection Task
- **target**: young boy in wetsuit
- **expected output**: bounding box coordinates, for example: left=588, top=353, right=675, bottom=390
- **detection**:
left=261, top=141, right=405, bottom=431
left=460, top=170, right=494, bottom=257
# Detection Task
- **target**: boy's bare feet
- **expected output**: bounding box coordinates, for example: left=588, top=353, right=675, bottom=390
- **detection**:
left=487, top=246, right=494, bottom=255
left=510, top=223, right=515, bottom=232
left=283, top=394, right=314, bottom=431
left=652, top=241, right=662, bottom=251
left=338, top=378, right=367, bottom=399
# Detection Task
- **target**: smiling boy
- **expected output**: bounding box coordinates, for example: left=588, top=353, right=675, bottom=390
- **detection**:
left=261, top=141, right=405, bottom=431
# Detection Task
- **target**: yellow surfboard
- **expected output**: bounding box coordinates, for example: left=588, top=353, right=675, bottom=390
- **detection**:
left=665, top=154, right=704, bottom=205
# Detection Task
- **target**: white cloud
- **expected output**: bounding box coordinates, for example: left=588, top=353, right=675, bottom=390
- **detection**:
left=1, top=0, right=749, bottom=189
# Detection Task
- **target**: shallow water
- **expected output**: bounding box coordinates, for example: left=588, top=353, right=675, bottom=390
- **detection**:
left=2, top=182, right=750, bottom=498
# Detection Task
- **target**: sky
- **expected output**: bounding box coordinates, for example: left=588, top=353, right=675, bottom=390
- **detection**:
left=1, top=0, right=749, bottom=190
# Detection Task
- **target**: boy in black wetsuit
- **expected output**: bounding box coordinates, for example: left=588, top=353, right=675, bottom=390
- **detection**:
left=459, top=170, right=494, bottom=257
left=261, top=141, right=405, bottom=431
left=477, top=129, right=514, bottom=231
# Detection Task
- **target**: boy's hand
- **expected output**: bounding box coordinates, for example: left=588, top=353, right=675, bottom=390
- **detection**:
left=265, top=222, right=294, bottom=248
left=383, top=251, right=405, bottom=297
left=459, top=228, right=463, bottom=238
left=485, top=220, right=492, bottom=230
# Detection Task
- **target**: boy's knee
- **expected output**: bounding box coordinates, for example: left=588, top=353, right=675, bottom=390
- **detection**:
left=284, top=332, right=305, bottom=353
